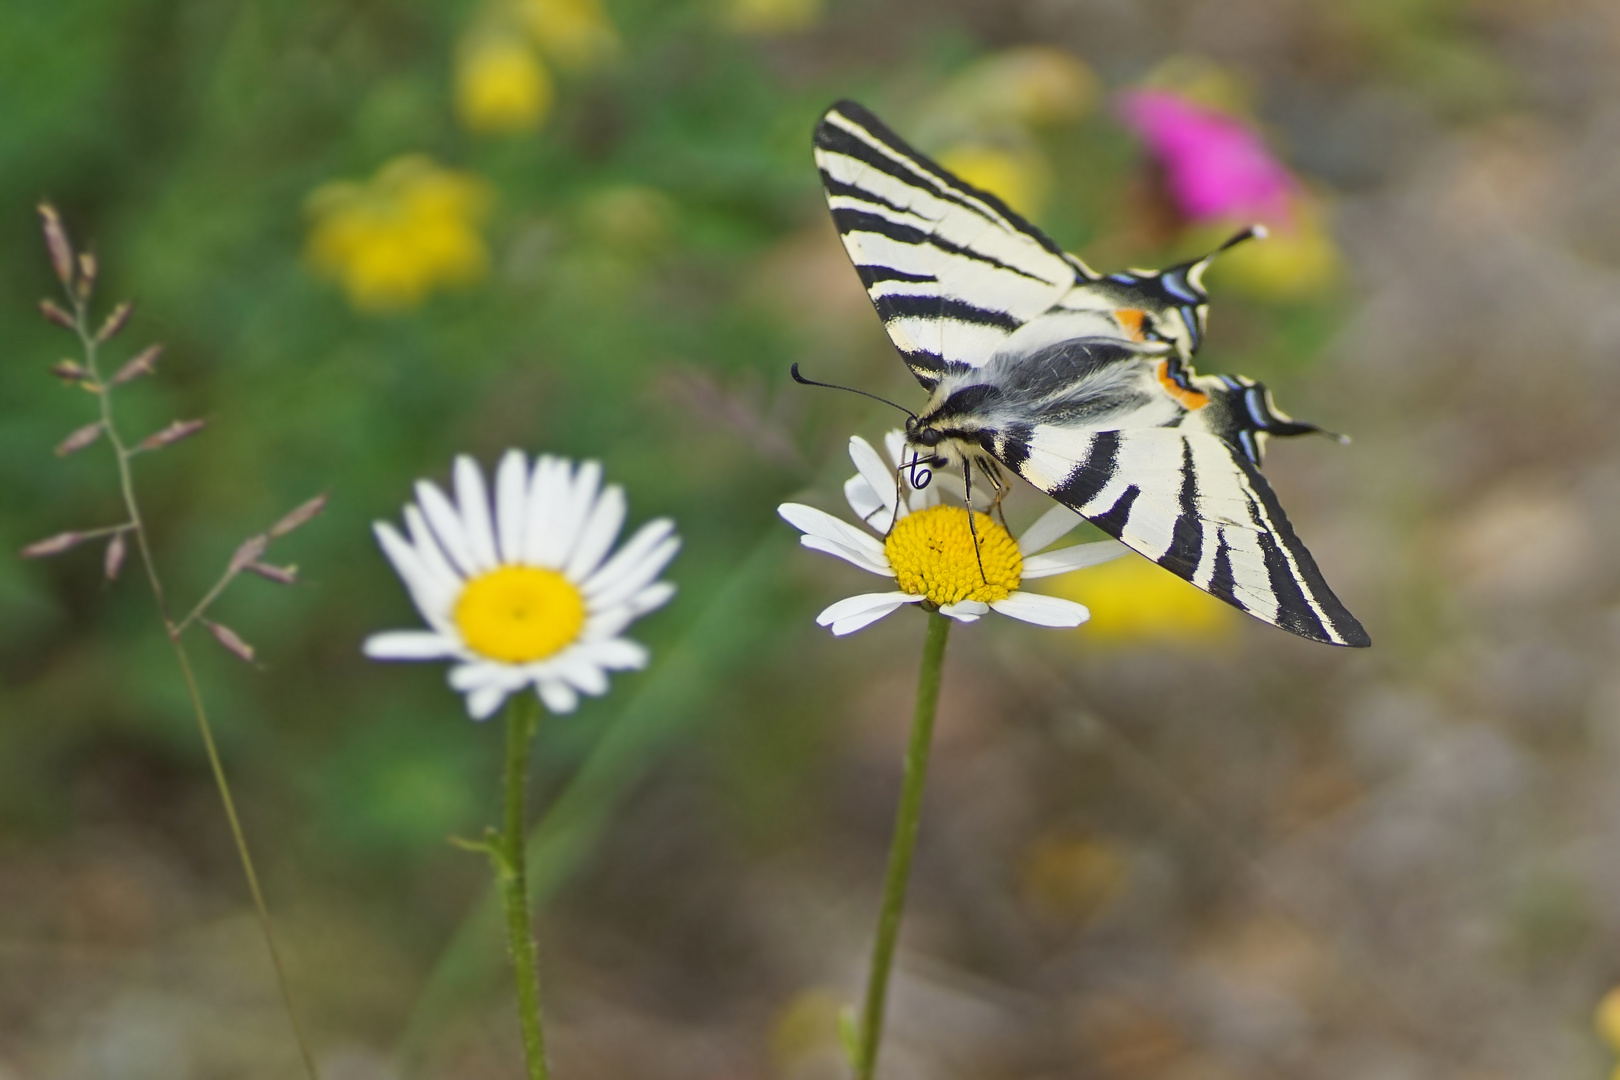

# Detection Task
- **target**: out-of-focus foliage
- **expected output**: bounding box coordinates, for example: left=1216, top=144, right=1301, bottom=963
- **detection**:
left=5, top=0, right=1620, bottom=1077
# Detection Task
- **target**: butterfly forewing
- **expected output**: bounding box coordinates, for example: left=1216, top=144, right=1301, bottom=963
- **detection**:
left=814, top=101, right=1089, bottom=385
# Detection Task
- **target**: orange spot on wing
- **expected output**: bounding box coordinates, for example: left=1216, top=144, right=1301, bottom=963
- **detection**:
left=1113, top=308, right=1147, bottom=341
left=1155, top=359, right=1209, bottom=410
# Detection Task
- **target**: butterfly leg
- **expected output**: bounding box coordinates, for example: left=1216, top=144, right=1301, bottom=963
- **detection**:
left=962, top=457, right=989, bottom=584
left=883, top=459, right=907, bottom=538
left=881, top=452, right=937, bottom=537
left=982, top=459, right=1011, bottom=532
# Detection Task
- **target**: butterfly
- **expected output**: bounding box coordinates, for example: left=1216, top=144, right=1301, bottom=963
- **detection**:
left=812, top=100, right=1369, bottom=647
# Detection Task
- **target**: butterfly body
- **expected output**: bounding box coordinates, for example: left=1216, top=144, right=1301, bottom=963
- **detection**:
left=815, top=99, right=1369, bottom=647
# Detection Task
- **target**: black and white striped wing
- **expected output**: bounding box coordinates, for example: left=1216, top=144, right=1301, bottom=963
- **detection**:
left=996, top=425, right=1370, bottom=646
left=814, top=100, right=1089, bottom=389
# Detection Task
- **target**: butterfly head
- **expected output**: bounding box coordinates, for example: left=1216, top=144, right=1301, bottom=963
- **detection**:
left=903, top=414, right=942, bottom=447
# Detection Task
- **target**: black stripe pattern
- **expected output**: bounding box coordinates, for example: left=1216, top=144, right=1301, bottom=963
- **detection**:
left=813, top=100, right=1082, bottom=381
left=1014, top=427, right=1368, bottom=647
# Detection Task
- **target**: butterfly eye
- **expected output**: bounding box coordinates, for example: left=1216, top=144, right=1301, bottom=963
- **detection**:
left=915, top=428, right=942, bottom=447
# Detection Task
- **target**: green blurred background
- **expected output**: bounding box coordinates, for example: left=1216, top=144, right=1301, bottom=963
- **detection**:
left=6, top=0, right=1620, bottom=1077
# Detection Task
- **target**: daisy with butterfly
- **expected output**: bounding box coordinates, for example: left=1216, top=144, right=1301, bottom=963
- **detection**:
left=789, top=100, right=1369, bottom=1080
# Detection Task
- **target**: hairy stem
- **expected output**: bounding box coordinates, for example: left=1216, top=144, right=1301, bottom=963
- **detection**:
left=71, top=303, right=320, bottom=1080
left=856, top=611, right=951, bottom=1080
left=499, top=693, right=552, bottom=1080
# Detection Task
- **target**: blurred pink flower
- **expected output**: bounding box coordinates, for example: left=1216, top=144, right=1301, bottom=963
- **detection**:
left=1117, top=89, right=1296, bottom=225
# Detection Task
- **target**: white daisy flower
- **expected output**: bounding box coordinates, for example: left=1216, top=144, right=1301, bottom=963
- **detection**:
left=364, top=451, right=679, bottom=720
left=779, top=431, right=1126, bottom=636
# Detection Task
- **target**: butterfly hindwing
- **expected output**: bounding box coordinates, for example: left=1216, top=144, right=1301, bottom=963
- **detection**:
left=995, top=424, right=1369, bottom=646
left=814, top=101, right=1089, bottom=386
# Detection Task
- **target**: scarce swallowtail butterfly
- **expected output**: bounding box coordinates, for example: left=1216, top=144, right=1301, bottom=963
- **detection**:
left=813, top=100, right=1369, bottom=647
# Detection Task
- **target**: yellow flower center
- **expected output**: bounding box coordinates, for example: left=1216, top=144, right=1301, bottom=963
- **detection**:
left=453, top=566, right=585, bottom=663
left=884, top=504, right=1023, bottom=606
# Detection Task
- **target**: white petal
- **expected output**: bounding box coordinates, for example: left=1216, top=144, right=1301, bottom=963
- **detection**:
left=1021, top=540, right=1129, bottom=579
left=883, top=429, right=908, bottom=468
left=553, top=460, right=603, bottom=570
left=363, top=630, right=459, bottom=660
left=495, top=450, right=530, bottom=565
left=816, top=591, right=918, bottom=629
left=848, top=436, right=899, bottom=532
left=465, top=684, right=509, bottom=721
left=549, top=653, right=610, bottom=695
left=1018, top=503, right=1086, bottom=555
left=403, top=506, right=464, bottom=598
left=583, top=605, right=635, bottom=642
left=778, top=503, right=890, bottom=563
left=454, top=456, right=500, bottom=572
left=990, top=591, right=1091, bottom=627
left=582, top=518, right=676, bottom=597
left=416, top=480, right=479, bottom=577
left=829, top=596, right=922, bottom=635
left=939, top=600, right=988, bottom=622
left=537, top=679, right=578, bottom=714
left=574, top=637, right=649, bottom=670
left=816, top=590, right=920, bottom=626
left=565, top=484, right=627, bottom=582
left=587, top=535, right=680, bottom=609
left=585, top=587, right=674, bottom=643
left=374, top=522, right=454, bottom=631
left=924, top=472, right=963, bottom=506
left=524, top=456, right=570, bottom=566
left=449, top=660, right=514, bottom=692
left=830, top=611, right=901, bottom=635
left=843, top=474, right=891, bottom=532
left=373, top=521, right=434, bottom=600
left=800, top=534, right=893, bottom=577
left=627, top=581, right=676, bottom=616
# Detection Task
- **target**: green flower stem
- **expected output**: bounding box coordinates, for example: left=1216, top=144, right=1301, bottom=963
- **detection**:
left=857, top=611, right=951, bottom=1080
left=499, top=693, right=552, bottom=1080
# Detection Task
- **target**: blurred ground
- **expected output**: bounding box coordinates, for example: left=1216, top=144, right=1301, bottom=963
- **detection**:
left=4, top=0, right=1620, bottom=1078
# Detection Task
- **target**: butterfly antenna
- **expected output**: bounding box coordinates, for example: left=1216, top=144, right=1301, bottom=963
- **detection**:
left=1184, top=224, right=1267, bottom=291
left=790, top=364, right=918, bottom=421
left=1217, top=223, right=1267, bottom=251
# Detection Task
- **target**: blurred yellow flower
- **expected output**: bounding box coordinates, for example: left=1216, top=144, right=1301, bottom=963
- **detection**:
left=305, top=156, right=494, bottom=312
left=1598, top=985, right=1620, bottom=1049
left=1139, top=54, right=1255, bottom=117
left=517, top=0, right=619, bottom=70
left=1049, top=552, right=1233, bottom=644
left=723, top=0, right=823, bottom=36
left=936, top=141, right=1053, bottom=220
left=456, top=33, right=554, bottom=135
left=946, top=46, right=1099, bottom=128
left=1193, top=195, right=1343, bottom=300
